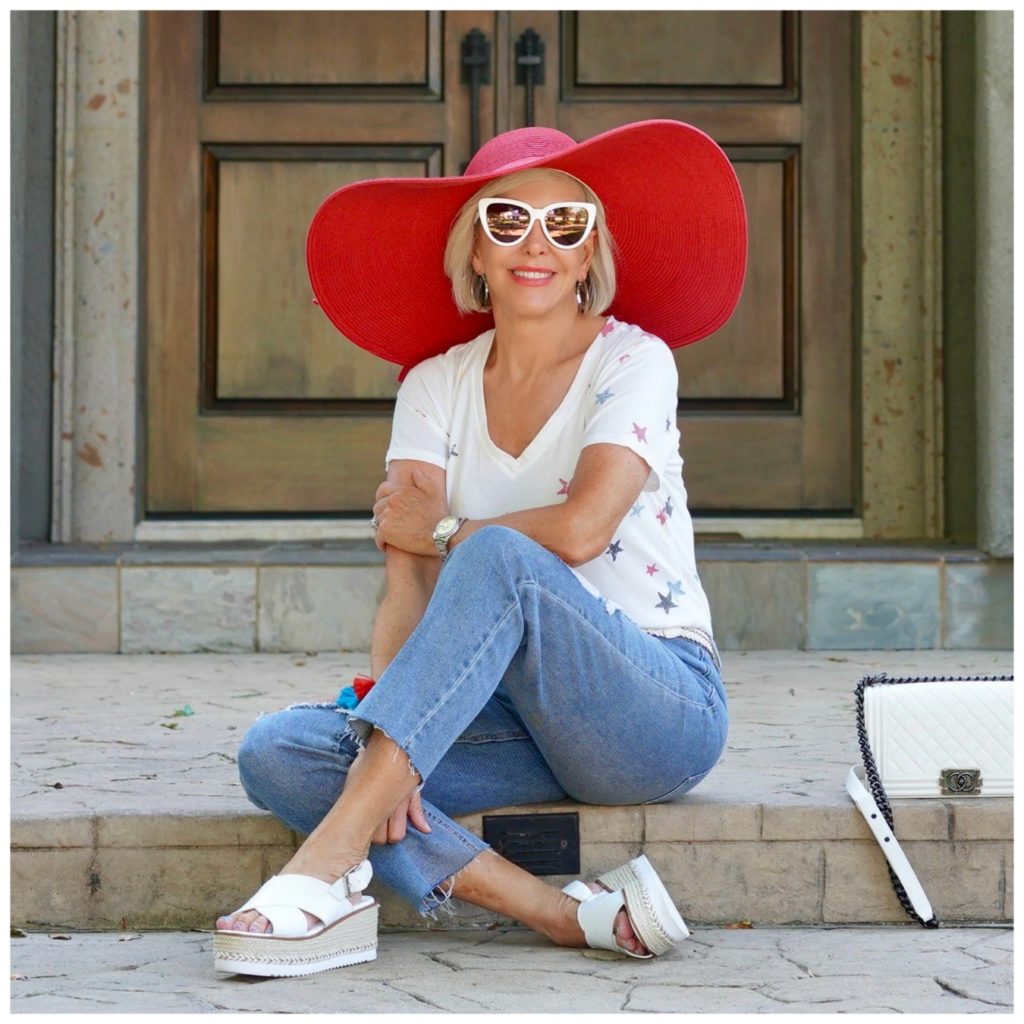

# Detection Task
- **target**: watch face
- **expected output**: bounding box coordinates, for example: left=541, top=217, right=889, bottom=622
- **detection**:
left=436, top=516, right=459, bottom=537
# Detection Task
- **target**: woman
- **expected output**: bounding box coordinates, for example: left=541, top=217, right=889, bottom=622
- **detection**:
left=213, top=120, right=746, bottom=977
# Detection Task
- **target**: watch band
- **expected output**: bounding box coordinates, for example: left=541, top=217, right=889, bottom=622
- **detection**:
left=435, top=517, right=466, bottom=562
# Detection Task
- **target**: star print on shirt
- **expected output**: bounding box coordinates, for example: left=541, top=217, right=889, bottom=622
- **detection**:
left=656, top=508, right=668, bottom=526
left=618, top=353, right=631, bottom=364
left=663, top=496, right=674, bottom=517
left=595, top=389, right=614, bottom=405
left=606, top=540, right=623, bottom=561
left=656, top=591, right=678, bottom=613
left=448, top=443, right=459, bottom=459
left=557, top=478, right=571, bottom=496
left=667, top=579, right=685, bottom=596
left=632, top=423, right=648, bottom=443
left=629, top=502, right=644, bottom=517
left=665, top=416, right=672, bottom=432
left=600, top=320, right=616, bottom=337
left=645, top=563, right=659, bottom=576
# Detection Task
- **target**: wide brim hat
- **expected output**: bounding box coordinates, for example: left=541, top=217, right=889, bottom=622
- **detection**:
left=307, top=119, right=747, bottom=370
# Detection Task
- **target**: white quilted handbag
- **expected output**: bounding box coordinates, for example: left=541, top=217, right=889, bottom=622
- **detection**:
left=845, top=672, right=1013, bottom=926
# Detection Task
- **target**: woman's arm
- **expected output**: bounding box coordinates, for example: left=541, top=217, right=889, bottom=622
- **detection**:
left=370, top=546, right=440, bottom=678
left=374, top=443, right=650, bottom=568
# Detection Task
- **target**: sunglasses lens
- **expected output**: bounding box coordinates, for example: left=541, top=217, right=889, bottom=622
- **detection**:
left=544, top=205, right=593, bottom=248
left=483, top=202, right=531, bottom=244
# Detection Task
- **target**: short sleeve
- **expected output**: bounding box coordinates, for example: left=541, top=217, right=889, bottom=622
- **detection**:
left=384, top=357, right=450, bottom=471
left=581, top=333, right=680, bottom=492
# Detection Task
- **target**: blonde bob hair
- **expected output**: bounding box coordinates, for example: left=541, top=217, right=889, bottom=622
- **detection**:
left=443, top=168, right=617, bottom=317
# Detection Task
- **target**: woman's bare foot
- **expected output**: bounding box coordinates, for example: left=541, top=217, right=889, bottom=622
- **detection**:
left=215, top=842, right=367, bottom=936
left=541, top=881, right=649, bottom=956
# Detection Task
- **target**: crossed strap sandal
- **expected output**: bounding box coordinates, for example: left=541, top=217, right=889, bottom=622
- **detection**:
left=213, top=860, right=378, bottom=978
left=562, top=854, right=690, bottom=958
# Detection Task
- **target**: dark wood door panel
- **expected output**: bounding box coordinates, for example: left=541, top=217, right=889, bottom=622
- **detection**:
left=215, top=12, right=439, bottom=91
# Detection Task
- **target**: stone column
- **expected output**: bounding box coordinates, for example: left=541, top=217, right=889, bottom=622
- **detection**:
left=974, top=11, right=1013, bottom=557
left=52, top=12, right=141, bottom=542
left=859, top=11, right=945, bottom=540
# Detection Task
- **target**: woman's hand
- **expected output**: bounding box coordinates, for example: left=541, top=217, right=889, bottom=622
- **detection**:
left=345, top=746, right=432, bottom=844
left=373, top=468, right=448, bottom=556
left=372, top=790, right=432, bottom=844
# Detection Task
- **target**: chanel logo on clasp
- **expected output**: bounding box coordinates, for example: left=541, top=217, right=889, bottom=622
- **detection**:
left=939, top=768, right=983, bottom=795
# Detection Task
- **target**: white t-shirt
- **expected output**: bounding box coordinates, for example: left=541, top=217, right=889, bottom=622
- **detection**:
left=385, top=316, right=715, bottom=640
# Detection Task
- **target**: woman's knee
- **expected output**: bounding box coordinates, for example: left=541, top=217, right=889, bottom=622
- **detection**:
left=237, top=704, right=348, bottom=801
left=236, top=711, right=287, bottom=800
left=449, top=524, right=538, bottom=570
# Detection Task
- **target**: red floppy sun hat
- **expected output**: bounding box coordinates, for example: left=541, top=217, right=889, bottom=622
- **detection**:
left=306, top=119, right=747, bottom=370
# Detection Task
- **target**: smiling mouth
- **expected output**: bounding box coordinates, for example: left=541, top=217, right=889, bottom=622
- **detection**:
left=511, top=269, right=554, bottom=280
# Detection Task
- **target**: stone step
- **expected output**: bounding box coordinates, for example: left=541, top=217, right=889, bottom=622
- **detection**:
left=12, top=541, right=1013, bottom=653
left=11, top=651, right=1013, bottom=931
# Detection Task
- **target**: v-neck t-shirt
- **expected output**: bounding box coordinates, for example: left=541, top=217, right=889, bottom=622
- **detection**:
left=385, top=316, right=715, bottom=641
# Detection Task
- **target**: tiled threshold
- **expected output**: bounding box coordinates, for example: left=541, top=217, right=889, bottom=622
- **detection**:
left=11, top=540, right=1012, bottom=654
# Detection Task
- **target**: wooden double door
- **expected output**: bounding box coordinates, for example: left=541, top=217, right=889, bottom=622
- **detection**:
left=146, top=11, right=852, bottom=516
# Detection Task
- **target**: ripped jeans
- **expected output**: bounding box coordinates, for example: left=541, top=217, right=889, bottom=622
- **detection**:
left=237, top=525, right=728, bottom=916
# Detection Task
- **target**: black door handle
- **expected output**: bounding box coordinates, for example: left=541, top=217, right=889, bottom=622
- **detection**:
left=460, top=28, right=491, bottom=172
left=515, top=28, right=545, bottom=128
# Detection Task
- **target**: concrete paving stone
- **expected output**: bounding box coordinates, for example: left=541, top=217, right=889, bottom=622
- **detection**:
left=771, top=924, right=1007, bottom=977
left=624, top=984, right=779, bottom=1012
left=761, top=797, right=951, bottom=841
left=1005, top=848, right=1013, bottom=916
left=90, top=845, right=281, bottom=930
left=8, top=927, right=1012, bottom=1014
left=11, top=849, right=95, bottom=929
left=96, top=812, right=297, bottom=849
left=951, top=798, right=1014, bottom=841
left=932, top=965, right=1014, bottom=1009
left=12, top=566, right=120, bottom=653
left=962, top=929, right=1014, bottom=964
left=644, top=797, right=762, bottom=841
left=644, top=840, right=825, bottom=924
left=755, top=972, right=989, bottom=1012
left=11, top=816, right=94, bottom=848
left=902, top=840, right=1010, bottom=922
left=822, top=839, right=1009, bottom=924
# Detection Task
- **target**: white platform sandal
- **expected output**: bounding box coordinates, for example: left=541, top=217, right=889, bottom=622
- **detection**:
left=213, top=860, right=378, bottom=977
left=562, top=854, right=690, bottom=958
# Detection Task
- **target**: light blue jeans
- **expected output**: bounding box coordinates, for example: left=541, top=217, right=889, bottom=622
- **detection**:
left=238, top=526, right=728, bottom=915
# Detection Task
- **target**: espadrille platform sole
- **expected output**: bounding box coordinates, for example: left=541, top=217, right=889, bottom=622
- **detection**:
left=214, top=862, right=379, bottom=978
left=213, top=902, right=379, bottom=977
left=596, top=854, right=689, bottom=956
